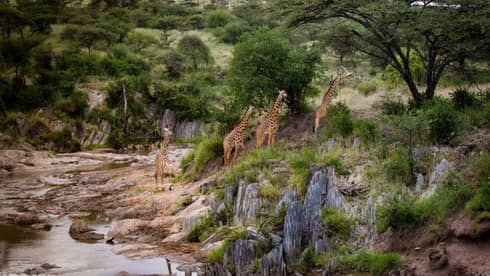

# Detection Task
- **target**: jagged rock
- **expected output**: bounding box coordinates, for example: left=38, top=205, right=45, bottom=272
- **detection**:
left=205, top=262, right=229, bottom=276
left=234, top=182, right=261, bottom=226
left=160, top=109, right=177, bottom=135
left=183, top=214, right=202, bottom=233
left=261, top=244, right=287, bottom=276
left=246, top=226, right=282, bottom=246
left=223, top=239, right=258, bottom=276
left=352, top=137, right=361, bottom=147
left=422, top=159, right=453, bottom=198
left=81, top=121, right=111, bottom=147
left=275, top=191, right=297, bottom=216
left=177, top=263, right=205, bottom=276
left=13, top=213, right=41, bottom=225
left=175, top=120, right=203, bottom=139
left=415, top=173, right=424, bottom=193
left=200, top=179, right=217, bottom=194
left=283, top=201, right=305, bottom=265
left=224, top=184, right=235, bottom=203
left=31, top=223, right=52, bottom=231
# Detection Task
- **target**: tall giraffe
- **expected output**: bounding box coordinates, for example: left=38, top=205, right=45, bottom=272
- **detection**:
left=313, top=69, right=352, bottom=133
left=256, top=90, right=288, bottom=148
left=155, top=128, right=173, bottom=189
left=223, top=106, right=255, bottom=165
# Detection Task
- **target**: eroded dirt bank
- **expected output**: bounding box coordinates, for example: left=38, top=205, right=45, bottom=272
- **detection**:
left=0, top=145, right=209, bottom=275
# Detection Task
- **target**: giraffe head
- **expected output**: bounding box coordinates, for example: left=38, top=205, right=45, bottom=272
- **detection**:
left=162, top=128, right=174, bottom=139
left=278, top=90, right=288, bottom=100
left=247, top=105, right=255, bottom=113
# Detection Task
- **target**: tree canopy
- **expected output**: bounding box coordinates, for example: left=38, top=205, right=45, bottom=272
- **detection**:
left=228, top=28, right=320, bottom=114
left=276, top=0, right=490, bottom=102
left=177, top=35, right=212, bottom=70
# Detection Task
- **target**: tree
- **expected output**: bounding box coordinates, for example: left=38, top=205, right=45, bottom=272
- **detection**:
left=177, top=35, right=212, bottom=70
left=277, top=0, right=490, bottom=103
left=205, top=10, right=235, bottom=28
left=126, top=32, right=158, bottom=53
left=0, top=6, right=29, bottom=39
left=228, top=28, right=320, bottom=115
left=154, top=16, right=180, bottom=47
left=77, top=26, right=107, bottom=54
left=159, top=49, right=185, bottom=78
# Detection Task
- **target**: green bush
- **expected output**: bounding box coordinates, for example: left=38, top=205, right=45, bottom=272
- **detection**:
left=357, top=79, right=379, bottom=95
left=466, top=153, right=490, bottom=214
left=378, top=98, right=406, bottom=115
left=186, top=215, right=219, bottom=243
left=377, top=180, right=471, bottom=231
left=383, top=147, right=412, bottom=185
left=322, top=103, right=354, bottom=139
left=337, top=251, right=402, bottom=275
left=296, top=247, right=327, bottom=273
left=158, top=49, right=185, bottom=78
left=355, top=119, right=379, bottom=145
left=320, top=208, right=355, bottom=240
left=207, top=227, right=247, bottom=263
left=215, top=21, right=253, bottom=44
left=423, top=99, right=463, bottom=144
left=451, top=87, right=478, bottom=111
left=205, top=10, right=235, bottom=28
left=45, top=127, right=81, bottom=152
left=55, top=90, right=88, bottom=119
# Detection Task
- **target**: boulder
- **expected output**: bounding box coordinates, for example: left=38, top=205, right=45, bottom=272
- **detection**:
left=160, top=109, right=177, bottom=135
left=234, top=182, right=262, bottom=226
left=275, top=191, right=297, bottom=216
left=69, top=220, right=104, bottom=241
left=260, top=244, right=287, bottom=276
left=0, top=155, right=15, bottom=171
left=175, top=120, right=204, bottom=139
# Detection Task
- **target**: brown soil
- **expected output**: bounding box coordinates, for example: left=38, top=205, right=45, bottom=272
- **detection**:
left=378, top=212, right=490, bottom=276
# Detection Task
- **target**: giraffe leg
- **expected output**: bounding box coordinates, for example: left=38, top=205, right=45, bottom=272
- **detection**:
left=223, top=143, right=229, bottom=166
left=256, top=129, right=264, bottom=148
left=233, top=145, right=239, bottom=162
left=271, top=132, right=276, bottom=145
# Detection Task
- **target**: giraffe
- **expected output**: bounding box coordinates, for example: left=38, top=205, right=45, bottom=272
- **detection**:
left=313, top=68, right=352, bottom=133
left=223, top=106, right=255, bottom=166
left=256, top=90, right=288, bottom=148
left=155, top=128, right=173, bottom=189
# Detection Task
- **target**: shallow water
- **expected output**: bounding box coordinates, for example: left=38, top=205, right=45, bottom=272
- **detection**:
left=0, top=218, right=184, bottom=275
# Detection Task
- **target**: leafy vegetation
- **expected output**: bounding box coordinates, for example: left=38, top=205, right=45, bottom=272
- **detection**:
left=336, top=251, right=402, bottom=275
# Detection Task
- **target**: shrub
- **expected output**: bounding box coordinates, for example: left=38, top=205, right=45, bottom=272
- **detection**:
left=337, top=251, right=402, bottom=276
left=320, top=208, right=355, bottom=240
left=296, top=247, right=327, bottom=273
left=205, top=10, right=235, bottom=28
left=450, top=87, right=478, bottom=111
left=186, top=215, right=218, bottom=242
left=45, top=127, right=81, bottom=152
left=207, top=227, right=247, bottom=263
left=322, top=103, right=354, bottom=139
left=378, top=97, right=406, bottom=115
left=423, top=99, right=463, bottom=144
left=357, top=79, right=379, bottom=95
left=159, top=49, right=185, bottom=78
left=377, top=180, right=471, bottom=231
left=355, top=119, right=379, bottom=145
left=466, top=153, right=490, bottom=214
left=176, top=194, right=193, bottom=208
left=216, top=21, right=253, bottom=44
left=55, top=90, right=88, bottom=119
left=383, top=147, right=412, bottom=185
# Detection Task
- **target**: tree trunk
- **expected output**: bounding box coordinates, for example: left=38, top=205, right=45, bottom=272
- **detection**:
left=401, top=72, right=423, bottom=103
left=122, top=82, right=128, bottom=135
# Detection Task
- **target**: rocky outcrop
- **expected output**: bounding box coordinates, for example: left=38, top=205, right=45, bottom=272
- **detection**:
left=283, top=201, right=305, bottom=265
left=223, top=239, right=258, bottom=276
left=160, top=109, right=177, bottom=135
left=81, top=121, right=111, bottom=147
left=260, top=244, right=287, bottom=276
left=175, top=120, right=204, bottom=139
left=234, top=181, right=261, bottom=226
left=422, top=158, right=453, bottom=198
left=275, top=191, right=297, bottom=216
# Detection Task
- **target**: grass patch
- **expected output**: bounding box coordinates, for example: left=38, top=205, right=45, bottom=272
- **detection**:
left=180, top=136, right=224, bottom=179
left=357, top=79, right=380, bottom=96
left=336, top=251, right=402, bottom=275
left=176, top=194, right=193, bottom=208
left=207, top=227, right=247, bottom=263
left=186, top=215, right=219, bottom=243
left=466, top=153, right=490, bottom=216
left=377, top=179, right=471, bottom=232
left=296, top=246, right=328, bottom=273
left=320, top=208, right=355, bottom=241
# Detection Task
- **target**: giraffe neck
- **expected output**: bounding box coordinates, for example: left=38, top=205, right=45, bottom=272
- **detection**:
left=268, top=94, right=283, bottom=118
left=322, top=75, right=341, bottom=105
left=161, top=136, right=170, bottom=152
left=237, top=108, right=253, bottom=130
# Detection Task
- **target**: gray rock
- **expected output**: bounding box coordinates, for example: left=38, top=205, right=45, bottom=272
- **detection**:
left=175, top=120, right=204, bottom=139
left=423, top=159, right=453, bottom=198
left=275, top=191, right=297, bottom=216
left=160, top=109, right=177, bottom=135
left=183, top=214, right=202, bottom=233
left=283, top=201, right=305, bottom=265
left=415, top=173, right=424, bottom=193
left=261, top=244, right=287, bottom=276
left=69, top=220, right=104, bottom=241
left=38, top=176, right=76, bottom=186
left=223, top=239, right=258, bottom=276
left=352, top=137, right=361, bottom=147
left=224, top=184, right=235, bottom=203
left=234, top=182, right=261, bottom=226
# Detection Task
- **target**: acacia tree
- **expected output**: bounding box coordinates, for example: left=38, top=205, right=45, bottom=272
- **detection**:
left=177, top=35, right=212, bottom=70
left=228, top=28, right=320, bottom=114
left=276, top=0, right=490, bottom=103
